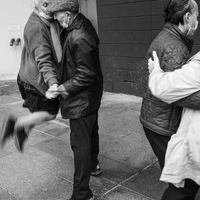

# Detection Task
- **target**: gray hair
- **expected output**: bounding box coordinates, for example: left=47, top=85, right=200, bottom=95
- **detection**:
left=34, top=0, right=40, bottom=5
left=29, top=0, right=39, bottom=9
left=33, top=0, right=44, bottom=8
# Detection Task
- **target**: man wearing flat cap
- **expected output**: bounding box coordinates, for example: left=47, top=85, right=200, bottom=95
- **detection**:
left=47, top=0, right=103, bottom=200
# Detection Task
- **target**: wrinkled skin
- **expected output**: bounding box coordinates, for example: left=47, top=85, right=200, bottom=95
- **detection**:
left=35, top=0, right=54, bottom=17
left=54, top=11, right=70, bottom=28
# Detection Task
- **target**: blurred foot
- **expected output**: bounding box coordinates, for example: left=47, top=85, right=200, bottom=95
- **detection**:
left=91, top=165, right=102, bottom=176
left=14, top=126, right=28, bottom=153
left=1, top=114, right=16, bottom=148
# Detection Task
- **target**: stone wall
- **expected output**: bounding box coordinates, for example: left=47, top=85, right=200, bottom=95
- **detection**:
left=97, top=0, right=200, bottom=96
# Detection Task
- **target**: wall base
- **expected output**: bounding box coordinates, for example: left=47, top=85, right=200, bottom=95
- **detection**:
left=0, top=73, right=17, bottom=81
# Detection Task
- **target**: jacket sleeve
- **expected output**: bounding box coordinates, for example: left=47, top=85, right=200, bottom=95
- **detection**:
left=28, top=23, right=58, bottom=87
left=149, top=52, right=200, bottom=104
left=160, top=43, right=189, bottom=72
left=63, top=31, right=99, bottom=94
left=175, top=90, right=200, bottom=110
left=34, top=37, right=58, bottom=87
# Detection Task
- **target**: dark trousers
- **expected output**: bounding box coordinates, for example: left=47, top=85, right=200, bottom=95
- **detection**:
left=143, top=127, right=199, bottom=200
left=70, top=111, right=99, bottom=200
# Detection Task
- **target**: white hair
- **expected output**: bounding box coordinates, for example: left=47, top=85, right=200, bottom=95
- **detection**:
left=29, top=0, right=37, bottom=9
left=34, top=0, right=40, bottom=5
left=33, top=0, right=43, bottom=8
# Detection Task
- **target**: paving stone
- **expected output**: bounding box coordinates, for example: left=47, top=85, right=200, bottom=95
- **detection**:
left=34, top=137, right=73, bottom=159
left=11, top=172, right=72, bottom=200
left=121, top=124, right=150, bottom=148
left=26, top=129, right=53, bottom=146
left=0, top=137, right=20, bottom=153
left=0, top=147, right=13, bottom=158
left=58, top=131, right=70, bottom=142
left=0, top=81, right=19, bottom=96
left=131, top=103, right=142, bottom=112
left=99, top=106, right=138, bottom=138
left=101, top=92, right=142, bottom=105
left=3, top=129, right=53, bottom=153
left=9, top=93, right=22, bottom=99
left=90, top=176, right=117, bottom=198
left=122, top=164, right=200, bottom=200
left=0, top=107, right=13, bottom=120
left=23, top=147, right=74, bottom=182
left=95, top=154, right=139, bottom=184
left=0, top=95, right=21, bottom=105
left=99, top=134, right=156, bottom=168
left=0, top=152, right=49, bottom=189
left=97, top=186, right=152, bottom=200
left=2, top=100, right=26, bottom=112
left=122, top=165, right=168, bottom=200
left=0, top=188, right=17, bottom=200
left=3, top=83, right=198, bottom=200
left=99, top=111, right=149, bottom=148
left=55, top=116, right=70, bottom=126
left=35, top=121, right=69, bottom=137
left=98, top=103, right=131, bottom=119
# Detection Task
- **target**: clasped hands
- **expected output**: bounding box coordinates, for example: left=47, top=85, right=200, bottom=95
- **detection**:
left=45, top=84, right=69, bottom=99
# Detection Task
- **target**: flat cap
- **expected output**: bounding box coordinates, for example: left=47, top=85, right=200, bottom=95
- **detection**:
left=47, top=0, right=79, bottom=14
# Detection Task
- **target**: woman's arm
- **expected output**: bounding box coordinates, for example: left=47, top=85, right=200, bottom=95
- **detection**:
left=148, top=51, right=200, bottom=104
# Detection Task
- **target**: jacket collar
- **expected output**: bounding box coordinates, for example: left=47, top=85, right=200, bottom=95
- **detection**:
left=164, top=22, right=194, bottom=53
left=67, top=13, right=85, bottom=32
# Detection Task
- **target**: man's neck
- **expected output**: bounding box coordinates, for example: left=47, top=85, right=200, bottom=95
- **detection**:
left=177, top=24, right=187, bottom=36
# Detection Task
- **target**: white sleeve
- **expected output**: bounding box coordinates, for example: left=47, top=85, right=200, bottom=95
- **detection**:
left=148, top=53, right=200, bottom=104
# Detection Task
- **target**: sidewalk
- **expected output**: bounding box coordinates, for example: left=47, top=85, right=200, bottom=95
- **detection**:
left=0, top=80, right=199, bottom=200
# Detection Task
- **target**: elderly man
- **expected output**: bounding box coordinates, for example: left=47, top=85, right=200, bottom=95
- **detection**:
left=47, top=0, right=103, bottom=200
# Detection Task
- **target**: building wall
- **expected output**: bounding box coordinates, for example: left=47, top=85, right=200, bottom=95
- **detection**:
left=0, top=0, right=33, bottom=80
left=97, top=0, right=200, bottom=97
left=0, top=0, right=98, bottom=81
left=79, top=0, right=98, bottom=33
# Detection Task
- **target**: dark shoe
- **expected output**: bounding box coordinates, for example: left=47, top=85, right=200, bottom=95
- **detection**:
left=67, top=196, right=94, bottom=200
left=91, top=165, right=102, bottom=176
left=14, top=126, right=28, bottom=153
left=1, top=114, right=16, bottom=148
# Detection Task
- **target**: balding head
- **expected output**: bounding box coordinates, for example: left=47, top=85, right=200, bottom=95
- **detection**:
left=34, top=0, right=53, bottom=9
left=33, top=0, right=41, bottom=7
left=33, top=0, right=54, bottom=18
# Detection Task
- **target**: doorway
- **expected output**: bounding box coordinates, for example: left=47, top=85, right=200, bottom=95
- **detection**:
left=79, top=0, right=99, bottom=33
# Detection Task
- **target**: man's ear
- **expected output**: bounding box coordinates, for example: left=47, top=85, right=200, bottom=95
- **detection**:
left=184, top=12, right=190, bottom=23
left=65, top=11, right=70, bottom=16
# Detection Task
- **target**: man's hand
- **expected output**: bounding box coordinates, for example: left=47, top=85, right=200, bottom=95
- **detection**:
left=57, top=84, right=69, bottom=99
left=48, top=84, right=59, bottom=91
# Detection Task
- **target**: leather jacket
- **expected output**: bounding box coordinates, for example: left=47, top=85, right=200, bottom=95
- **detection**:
left=59, top=13, right=103, bottom=119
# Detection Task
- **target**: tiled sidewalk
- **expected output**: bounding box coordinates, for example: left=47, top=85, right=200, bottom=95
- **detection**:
left=0, top=81, right=199, bottom=200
